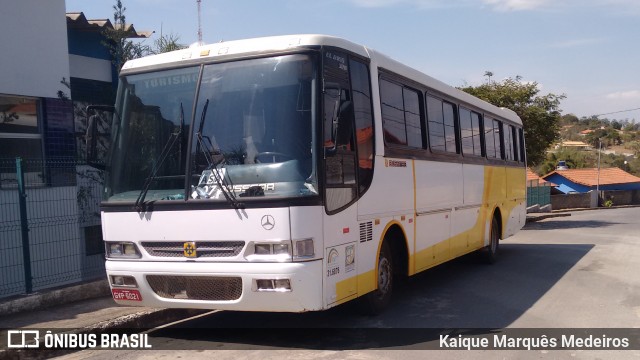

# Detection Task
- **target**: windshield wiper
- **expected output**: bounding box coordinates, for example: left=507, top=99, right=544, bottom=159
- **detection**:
left=193, top=99, right=244, bottom=209
left=134, top=103, right=184, bottom=212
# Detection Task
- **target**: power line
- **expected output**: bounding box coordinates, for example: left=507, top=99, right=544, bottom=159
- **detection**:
left=591, top=107, right=640, bottom=117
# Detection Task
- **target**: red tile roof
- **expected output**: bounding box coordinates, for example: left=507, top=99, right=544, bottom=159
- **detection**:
left=543, top=167, right=640, bottom=187
left=527, top=168, right=549, bottom=184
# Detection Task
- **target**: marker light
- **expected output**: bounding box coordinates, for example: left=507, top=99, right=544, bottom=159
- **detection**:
left=294, top=239, right=314, bottom=258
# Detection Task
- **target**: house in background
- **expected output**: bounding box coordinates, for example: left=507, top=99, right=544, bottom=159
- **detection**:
left=554, top=140, right=591, bottom=151
left=66, top=11, right=151, bottom=158
left=543, top=167, right=640, bottom=194
left=0, top=0, right=150, bottom=299
left=527, top=168, right=552, bottom=186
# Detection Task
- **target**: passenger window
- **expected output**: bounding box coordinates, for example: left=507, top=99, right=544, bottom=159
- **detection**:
left=404, top=88, right=422, bottom=148
left=485, top=118, right=503, bottom=159
left=380, top=78, right=423, bottom=149
left=518, top=128, right=526, bottom=163
left=349, top=58, right=374, bottom=194
left=460, top=107, right=483, bottom=156
left=427, top=95, right=457, bottom=153
left=505, top=124, right=517, bottom=161
left=380, top=79, right=406, bottom=146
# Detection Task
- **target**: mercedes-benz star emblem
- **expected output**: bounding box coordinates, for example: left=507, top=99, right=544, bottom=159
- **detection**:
left=261, top=215, right=275, bottom=230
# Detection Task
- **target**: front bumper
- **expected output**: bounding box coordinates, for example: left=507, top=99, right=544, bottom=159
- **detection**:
left=106, top=259, right=324, bottom=312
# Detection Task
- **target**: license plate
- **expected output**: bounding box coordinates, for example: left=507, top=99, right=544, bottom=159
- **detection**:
left=112, top=288, right=142, bottom=301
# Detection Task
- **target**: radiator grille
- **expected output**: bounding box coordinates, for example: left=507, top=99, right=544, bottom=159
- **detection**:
left=146, top=275, right=242, bottom=301
left=359, top=221, right=373, bottom=242
left=141, top=241, right=245, bottom=258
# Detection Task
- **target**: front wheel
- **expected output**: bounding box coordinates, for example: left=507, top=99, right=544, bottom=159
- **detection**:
left=362, top=242, right=393, bottom=315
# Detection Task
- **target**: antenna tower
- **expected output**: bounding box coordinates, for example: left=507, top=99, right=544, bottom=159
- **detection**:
left=197, top=0, right=203, bottom=44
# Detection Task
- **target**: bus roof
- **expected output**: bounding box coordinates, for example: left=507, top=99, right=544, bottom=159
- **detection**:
left=121, top=34, right=521, bottom=125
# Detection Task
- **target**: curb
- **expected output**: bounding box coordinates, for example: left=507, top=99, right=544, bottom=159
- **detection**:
left=0, top=280, right=110, bottom=317
left=525, top=213, right=571, bottom=223
left=551, top=204, right=640, bottom=213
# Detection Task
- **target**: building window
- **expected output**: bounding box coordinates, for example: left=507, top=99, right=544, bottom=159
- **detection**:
left=0, top=95, right=44, bottom=187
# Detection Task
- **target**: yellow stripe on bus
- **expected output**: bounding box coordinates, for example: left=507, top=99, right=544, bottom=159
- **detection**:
left=335, top=165, right=524, bottom=302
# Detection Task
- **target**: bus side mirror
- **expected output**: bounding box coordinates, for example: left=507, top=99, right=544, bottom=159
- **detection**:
left=85, top=105, right=114, bottom=170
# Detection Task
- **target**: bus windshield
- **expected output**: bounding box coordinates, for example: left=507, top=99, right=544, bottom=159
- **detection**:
left=105, top=54, right=318, bottom=204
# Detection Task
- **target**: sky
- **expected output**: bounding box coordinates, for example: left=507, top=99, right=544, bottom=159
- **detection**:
left=65, top=0, right=640, bottom=121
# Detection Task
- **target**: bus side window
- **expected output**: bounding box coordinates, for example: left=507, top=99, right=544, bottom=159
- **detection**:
left=323, top=50, right=357, bottom=213
left=349, top=59, right=374, bottom=194
left=426, top=95, right=458, bottom=153
left=495, top=119, right=504, bottom=159
left=485, top=117, right=504, bottom=159
left=518, top=128, right=526, bottom=163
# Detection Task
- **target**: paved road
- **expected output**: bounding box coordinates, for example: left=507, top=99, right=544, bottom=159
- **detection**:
left=61, top=208, right=640, bottom=360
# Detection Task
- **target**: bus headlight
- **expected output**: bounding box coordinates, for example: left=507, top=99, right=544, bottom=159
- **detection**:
left=106, top=242, right=141, bottom=259
left=255, top=244, right=271, bottom=255
left=272, top=243, right=290, bottom=255
left=246, top=241, right=292, bottom=262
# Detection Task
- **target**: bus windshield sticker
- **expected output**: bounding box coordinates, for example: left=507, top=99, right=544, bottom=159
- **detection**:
left=325, top=51, right=348, bottom=72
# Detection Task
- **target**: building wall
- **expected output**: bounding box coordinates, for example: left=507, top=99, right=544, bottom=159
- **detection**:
left=0, top=1, right=106, bottom=299
left=69, top=55, right=112, bottom=83
left=601, top=190, right=640, bottom=206
left=600, top=183, right=640, bottom=191
left=0, top=0, right=70, bottom=99
left=551, top=192, right=593, bottom=210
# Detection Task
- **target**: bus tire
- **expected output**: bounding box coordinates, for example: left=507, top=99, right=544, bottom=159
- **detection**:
left=482, top=216, right=500, bottom=264
left=363, top=241, right=393, bottom=315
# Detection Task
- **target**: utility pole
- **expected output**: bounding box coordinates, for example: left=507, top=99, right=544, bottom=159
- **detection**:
left=596, top=139, right=601, bottom=205
left=197, top=0, right=203, bottom=45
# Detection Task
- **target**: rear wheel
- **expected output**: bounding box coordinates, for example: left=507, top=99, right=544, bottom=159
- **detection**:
left=362, top=242, right=393, bottom=315
left=482, top=216, right=500, bottom=264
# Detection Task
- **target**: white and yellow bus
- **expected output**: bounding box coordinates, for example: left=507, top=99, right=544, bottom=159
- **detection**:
left=99, top=35, right=526, bottom=314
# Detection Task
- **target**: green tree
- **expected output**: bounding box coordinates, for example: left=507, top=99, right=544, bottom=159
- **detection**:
left=150, top=33, right=186, bottom=55
left=585, top=128, right=621, bottom=149
left=102, top=0, right=150, bottom=73
left=484, top=70, right=494, bottom=83
left=459, top=76, right=565, bottom=166
left=627, top=141, right=640, bottom=156
left=537, top=148, right=594, bottom=175
left=561, top=113, right=579, bottom=125
left=611, top=120, right=622, bottom=130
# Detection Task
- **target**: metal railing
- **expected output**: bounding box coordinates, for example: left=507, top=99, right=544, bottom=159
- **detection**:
left=0, top=157, right=105, bottom=299
left=527, top=179, right=551, bottom=207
